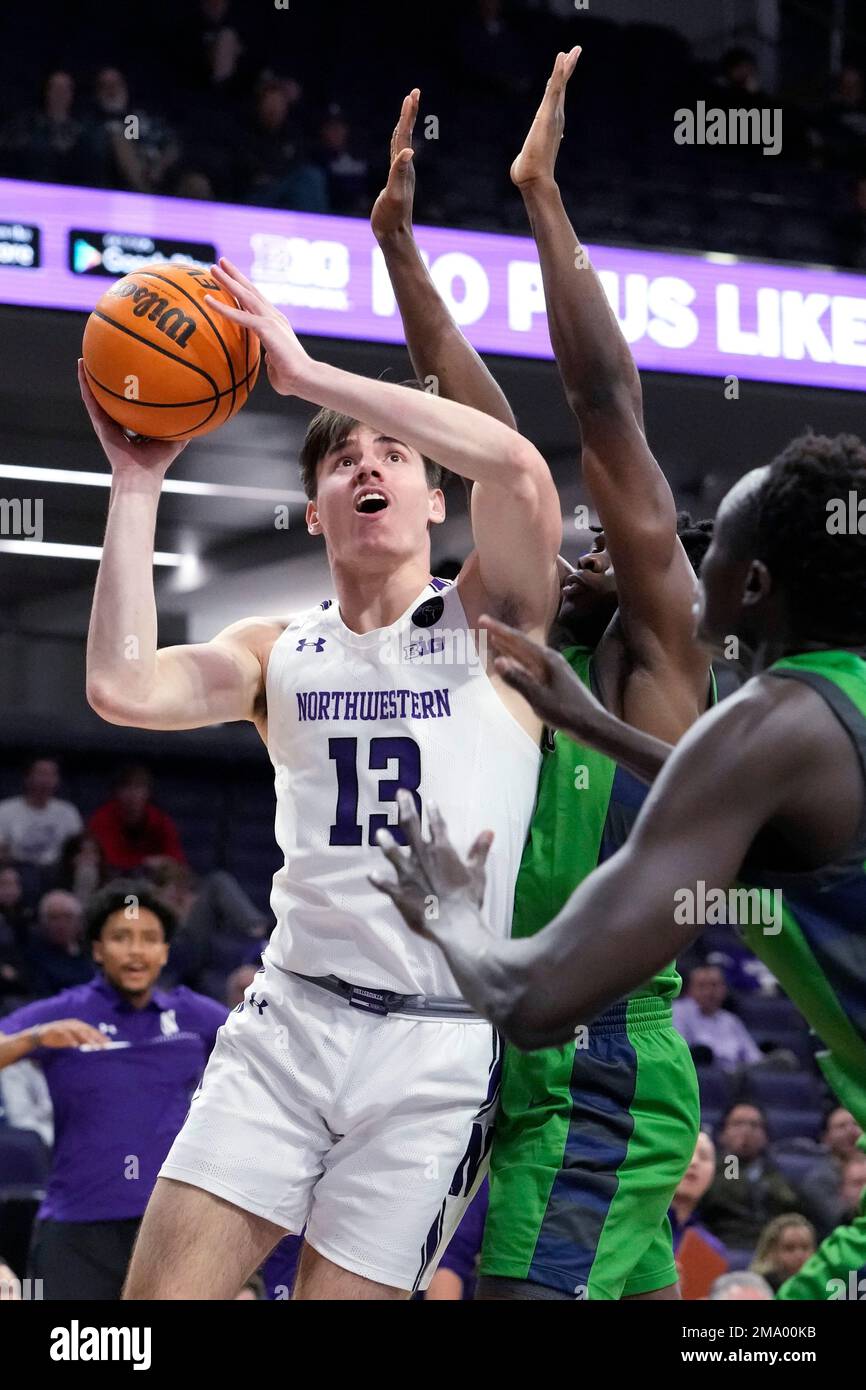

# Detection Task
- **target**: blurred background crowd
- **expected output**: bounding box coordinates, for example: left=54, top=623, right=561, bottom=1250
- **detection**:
left=0, top=0, right=865, bottom=267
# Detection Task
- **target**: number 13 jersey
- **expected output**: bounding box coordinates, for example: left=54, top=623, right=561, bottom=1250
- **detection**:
left=263, top=578, right=541, bottom=996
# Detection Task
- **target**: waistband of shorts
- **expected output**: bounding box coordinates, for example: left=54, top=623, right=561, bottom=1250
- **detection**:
left=589, top=995, right=674, bottom=1036
left=289, top=971, right=484, bottom=1021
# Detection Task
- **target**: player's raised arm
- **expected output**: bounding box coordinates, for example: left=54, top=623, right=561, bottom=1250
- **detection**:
left=206, top=260, right=562, bottom=631
left=514, top=50, right=704, bottom=686
left=372, top=89, right=517, bottom=429
left=80, top=363, right=270, bottom=731
left=373, top=685, right=799, bottom=1049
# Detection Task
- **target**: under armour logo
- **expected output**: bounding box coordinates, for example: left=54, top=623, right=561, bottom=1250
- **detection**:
left=296, top=637, right=326, bottom=653
left=249, top=992, right=269, bottom=1016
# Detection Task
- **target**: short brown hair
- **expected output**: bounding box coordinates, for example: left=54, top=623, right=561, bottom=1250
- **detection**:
left=298, top=380, right=444, bottom=499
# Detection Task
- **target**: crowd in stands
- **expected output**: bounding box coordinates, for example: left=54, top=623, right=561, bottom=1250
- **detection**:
left=0, top=1, right=864, bottom=268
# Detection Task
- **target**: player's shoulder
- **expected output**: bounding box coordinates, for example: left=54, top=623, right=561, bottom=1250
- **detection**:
left=687, top=667, right=836, bottom=770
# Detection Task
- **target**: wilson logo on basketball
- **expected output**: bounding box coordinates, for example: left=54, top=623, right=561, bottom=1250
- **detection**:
left=106, top=280, right=198, bottom=348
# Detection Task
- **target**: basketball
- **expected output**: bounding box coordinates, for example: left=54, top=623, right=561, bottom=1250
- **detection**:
left=81, top=263, right=261, bottom=440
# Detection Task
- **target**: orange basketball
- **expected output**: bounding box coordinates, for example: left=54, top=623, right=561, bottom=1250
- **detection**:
left=82, top=263, right=261, bottom=440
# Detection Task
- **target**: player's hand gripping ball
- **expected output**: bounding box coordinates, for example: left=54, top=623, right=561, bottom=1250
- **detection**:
left=82, top=263, right=261, bottom=440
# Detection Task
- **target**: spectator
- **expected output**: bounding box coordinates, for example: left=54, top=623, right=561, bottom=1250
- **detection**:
left=88, top=766, right=186, bottom=873
left=190, top=0, right=251, bottom=98
left=86, top=66, right=179, bottom=193
left=709, top=1270, right=774, bottom=1301
left=0, top=875, right=29, bottom=1002
left=700, top=1104, right=801, bottom=1252
left=813, top=66, right=866, bottom=174
left=750, top=1213, right=816, bottom=1293
left=839, top=1152, right=866, bottom=1220
left=0, top=864, right=34, bottom=945
left=0, top=1054, right=53, bottom=1146
left=669, top=1132, right=728, bottom=1262
left=24, top=891, right=93, bottom=998
left=241, top=76, right=327, bottom=211
left=798, top=1107, right=864, bottom=1237
left=49, top=832, right=106, bottom=904
left=0, top=880, right=227, bottom=1299
left=315, top=107, right=369, bottom=215
left=0, top=71, right=90, bottom=184
left=0, top=758, right=82, bottom=872
left=716, top=47, right=766, bottom=98
left=148, top=860, right=267, bottom=996
left=673, top=965, right=763, bottom=1072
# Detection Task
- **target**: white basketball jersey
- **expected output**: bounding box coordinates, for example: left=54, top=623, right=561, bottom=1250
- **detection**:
left=263, top=578, right=541, bottom=995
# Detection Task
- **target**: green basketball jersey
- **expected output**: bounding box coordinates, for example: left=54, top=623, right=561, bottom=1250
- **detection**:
left=740, top=649, right=866, bottom=1130
left=512, top=645, right=683, bottom=1003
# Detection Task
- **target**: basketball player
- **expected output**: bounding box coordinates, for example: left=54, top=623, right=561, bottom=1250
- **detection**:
left=373, top=430, right=866, bottom=1303
left=80, top=258, right=561, bottom=1300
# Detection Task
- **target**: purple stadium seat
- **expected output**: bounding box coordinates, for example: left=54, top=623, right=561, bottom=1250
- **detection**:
left=0, top=1127, right=50, bottom=1197
left=745, top=1070, right=825, bottom=1110
left=737, top=996, right=807, bottom=1035
left=696, top=1065, right=732, bottom=1113
left=764, top=1108, right=823, bottom=1143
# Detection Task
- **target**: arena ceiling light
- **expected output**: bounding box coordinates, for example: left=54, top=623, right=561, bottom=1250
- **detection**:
left=0, top=463, right=305, bottom=505
left=0, top=539, right=184, bottom=565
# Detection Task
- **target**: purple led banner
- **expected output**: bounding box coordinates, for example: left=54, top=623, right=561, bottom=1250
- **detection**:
left=1, top=177, right=865, bottom=391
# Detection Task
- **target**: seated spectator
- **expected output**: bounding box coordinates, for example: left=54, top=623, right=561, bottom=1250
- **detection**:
left=88, top=766, right=186, bottom=873
left=24, top=891, right=93, bottom=998
left=0, top=758, right=82, bottom=874
left=85, top=66, right=179, bottom=193
left=714, top=46, right=770, bottom=101
left=670, top=1132, right=728, bottom=1263
left=750, top=1213, right=816, bottom=1293
left=48, top=833, right=106, bottom=904
left=0, top=1054, right=53, bottom=1146
left=839, top=1151, right=866, bottom=1222
left=0, top=880, right=227, bottom=1300
left=798, top=1107, right=864, bottom=1237
left=0, top=864, right=35, bottom=945
left=149, top=860, right=267, bottom=996
left=189, top=0, right=252, bottom=99
left=241, top=76, right=327, bottom=211
left=673, top=965, right=763, bottom=1072
left=315, top=107, right=369, bottom=215
left=700, top=1103, right=801, bottom=1252
left=0, top=71, right=90, bottom=185
left=709, top=1270, right=773, bottom=1300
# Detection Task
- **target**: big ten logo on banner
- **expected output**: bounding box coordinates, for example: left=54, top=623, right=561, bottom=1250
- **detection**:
left=372, top=245, right=490, bottom=326
left=250, top=233, right=350, bottom=310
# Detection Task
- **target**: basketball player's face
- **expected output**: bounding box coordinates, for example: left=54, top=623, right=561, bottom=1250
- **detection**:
left=557, top=532, right=617, bottom=631
left=307, top=424, right=445, bottom=565
left=92, top=907, right=169, bottom=999
left=696, top=472, right=768, bottom=654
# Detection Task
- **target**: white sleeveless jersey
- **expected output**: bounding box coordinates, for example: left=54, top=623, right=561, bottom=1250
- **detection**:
left=263, top=578, right=541, bottom=996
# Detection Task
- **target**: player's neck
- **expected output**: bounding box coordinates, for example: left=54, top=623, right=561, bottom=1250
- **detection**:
left=331, top=556, right=433, bottom=634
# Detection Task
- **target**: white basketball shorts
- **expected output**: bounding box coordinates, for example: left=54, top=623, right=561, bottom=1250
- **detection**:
left=159, top=956, right=500, bottom=1292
